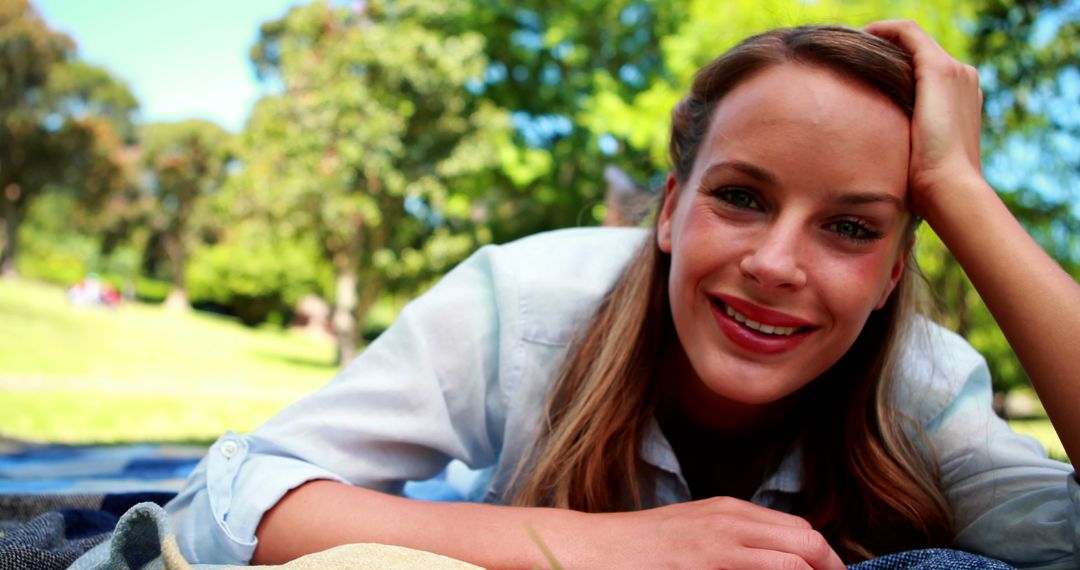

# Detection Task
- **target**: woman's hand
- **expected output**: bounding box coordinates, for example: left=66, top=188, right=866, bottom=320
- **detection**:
left=864, top=19, right=988, bottom=217
left=591, top=496, right=846, bottom=570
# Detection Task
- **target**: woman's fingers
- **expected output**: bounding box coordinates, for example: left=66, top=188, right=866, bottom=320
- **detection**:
left=864, top=19, right=950, bottom=61
left=863, top=18, right=985, bottom=210
left=696, top=495, right=815, bottom=529
left=864, top=19, right=971, bottom=84
left=636, top=497, right=846, bottom=569
left=739, top=521, right=847, bottom=570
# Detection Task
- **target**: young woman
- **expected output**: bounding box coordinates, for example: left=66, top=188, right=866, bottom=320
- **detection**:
left=167, top=20, right=1080, bottom=568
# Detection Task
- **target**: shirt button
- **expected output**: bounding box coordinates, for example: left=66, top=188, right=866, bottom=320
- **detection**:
left=220, top=440, right=240, bottom=458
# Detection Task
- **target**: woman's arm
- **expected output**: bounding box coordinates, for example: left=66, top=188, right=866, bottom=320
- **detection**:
left=251, top=480, right=580, bottom=567
left=252, top=480, right=846, bottom=569
left=867, top=20, right=1080, bottom=464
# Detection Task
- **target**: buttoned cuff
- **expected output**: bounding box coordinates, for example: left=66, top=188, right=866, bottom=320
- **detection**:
left=174, top=432, right=348, bottom=564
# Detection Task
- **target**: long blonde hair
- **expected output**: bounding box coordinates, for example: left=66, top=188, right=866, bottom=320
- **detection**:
left=510, top=26, right=952, bottom=561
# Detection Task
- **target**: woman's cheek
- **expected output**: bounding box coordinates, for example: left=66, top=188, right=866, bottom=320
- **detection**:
left=819, top=253, right=898, bottom=314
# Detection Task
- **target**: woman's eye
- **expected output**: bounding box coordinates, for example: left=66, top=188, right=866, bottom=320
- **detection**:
left=714, top=188, right=760, bottom=210
left=828, top=219, right=883, bottom=242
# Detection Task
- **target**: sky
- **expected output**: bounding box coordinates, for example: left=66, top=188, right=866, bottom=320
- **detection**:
left=34, top=0, right=307, bottom=132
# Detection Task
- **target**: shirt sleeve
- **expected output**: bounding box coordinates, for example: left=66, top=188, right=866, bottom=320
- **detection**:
left=166, top=243, right=515, bottom=564
left=911, top=326, right=1079, bottom=569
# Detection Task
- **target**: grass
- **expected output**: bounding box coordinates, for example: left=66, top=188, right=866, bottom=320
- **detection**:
left=1009, top=418, right=1068, bottom=463
left=0, top=277, right=338, bottom=443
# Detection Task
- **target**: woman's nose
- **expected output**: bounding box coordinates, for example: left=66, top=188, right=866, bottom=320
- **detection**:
left=738, top=223, right=808, bottom=290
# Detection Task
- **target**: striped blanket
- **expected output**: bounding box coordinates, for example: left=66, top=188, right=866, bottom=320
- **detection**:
left=0, top=439, right=201, bottom=569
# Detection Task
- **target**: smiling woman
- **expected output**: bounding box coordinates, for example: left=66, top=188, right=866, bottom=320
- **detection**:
left=659, top=63, right=913, bottom=410
left=164, top=21, right=1080, bottom=570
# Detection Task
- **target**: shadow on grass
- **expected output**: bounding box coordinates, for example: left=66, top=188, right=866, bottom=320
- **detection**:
left=250, top=349, right=339, bottom=372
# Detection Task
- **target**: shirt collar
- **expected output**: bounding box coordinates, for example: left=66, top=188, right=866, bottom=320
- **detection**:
left=641, top=417, right=805, bottom=498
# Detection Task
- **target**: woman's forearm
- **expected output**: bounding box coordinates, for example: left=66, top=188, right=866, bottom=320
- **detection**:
left=250, top=480, right=846, bottom=568
left=250, top=479, right=597, bottom=568
left=921, top=177, right=1080, bottom=464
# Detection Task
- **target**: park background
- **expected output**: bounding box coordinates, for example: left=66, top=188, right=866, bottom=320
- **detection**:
left=1, top=0, right=1076, bottom=460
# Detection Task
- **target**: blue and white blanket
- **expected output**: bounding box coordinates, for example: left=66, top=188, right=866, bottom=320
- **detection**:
left=0, top=440, right=202, bottom=569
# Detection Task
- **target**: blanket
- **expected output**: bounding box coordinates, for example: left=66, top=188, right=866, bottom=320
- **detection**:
left=0, top=439, right=200, bottom=569
left=0, top=439, right=205, bottom=495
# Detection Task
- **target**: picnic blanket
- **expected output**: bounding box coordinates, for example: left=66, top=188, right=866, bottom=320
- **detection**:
left=0, top=440, right=1018, bottom=569
left=0, top=438, right=202, bottom=569
left=0, top=441, right=487, bottom=568
left=0, top=439, right=205, bottom=496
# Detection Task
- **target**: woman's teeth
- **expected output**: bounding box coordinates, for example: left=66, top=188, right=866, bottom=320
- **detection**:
left=723, top=304, right=798, bottom=336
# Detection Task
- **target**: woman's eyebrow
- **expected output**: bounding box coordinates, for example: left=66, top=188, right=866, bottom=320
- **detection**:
left=701, top=160, right=777, bottom=184
left=831, top=192, right=904, bottom=209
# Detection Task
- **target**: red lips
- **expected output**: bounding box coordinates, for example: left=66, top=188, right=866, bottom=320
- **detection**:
left=711, top=294, right=816, bottom=355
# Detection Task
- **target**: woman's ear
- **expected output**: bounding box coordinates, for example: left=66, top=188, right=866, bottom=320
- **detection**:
left=657, top=174, right=679, bottom=254
left=875, top=246, right=909, bottom=310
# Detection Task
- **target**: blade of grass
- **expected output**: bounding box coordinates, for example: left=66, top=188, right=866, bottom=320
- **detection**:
left=524, top=522, right=563, bottom=570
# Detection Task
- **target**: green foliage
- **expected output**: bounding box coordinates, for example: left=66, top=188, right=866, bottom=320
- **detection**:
left=15, top=191, right=97, bottom=285
left=582, top=0, right=973, bottom=170
left=138, top=119, right=234, bottom=303
left=140, top=121, right=234, bottom=197
left=454, top=1, right=684, bottom=239
left=186, top=226, right=333, bottom=326
left=0, top=0, right=72, bottom=110
left=45, top=60, right=140, bottom=143
left=130, top=275, right=170, bottom=304
left=16, top=243, right=91, bottom=286
left=0, top=0, right=137, bottom=277
left=971, top=0, right=1078, bottom=268
left=240, top=0, right=512, bottom=360
left=15, top=189, right=171, bottom=303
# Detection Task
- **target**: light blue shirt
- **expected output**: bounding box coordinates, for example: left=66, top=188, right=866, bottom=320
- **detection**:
left=166, top=227, right=1080, bottom=567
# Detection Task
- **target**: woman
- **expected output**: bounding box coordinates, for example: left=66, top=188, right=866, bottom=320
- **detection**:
left=167, top=20, right=1080, bottom=568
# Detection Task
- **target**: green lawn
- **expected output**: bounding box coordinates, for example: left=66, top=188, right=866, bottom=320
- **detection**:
left=1009, top=418, right=1068, bottom=463
left=0, top=278, right=338, bottom=443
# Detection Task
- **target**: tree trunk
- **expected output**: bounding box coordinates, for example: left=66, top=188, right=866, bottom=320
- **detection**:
left=332, top=269, right=358, bottom=367
left=162, top=230, right=189, bottom=311
left=1, top=187, right=23, bottom=278
left=164, top=288, right=189, bottom=312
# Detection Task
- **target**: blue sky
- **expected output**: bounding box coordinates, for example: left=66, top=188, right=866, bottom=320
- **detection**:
left=35, top=0, right=306, bottom=132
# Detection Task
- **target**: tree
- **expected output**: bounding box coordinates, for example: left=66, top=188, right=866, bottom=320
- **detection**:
left=578, top=0, right=973, bottom=169
left=243, top=1, right=509, bottom=364
left=139, top=120, right=233, bottom=310
left=0, top=0, right=137, bottom=277
left=457, top=0, right=685, bottom=241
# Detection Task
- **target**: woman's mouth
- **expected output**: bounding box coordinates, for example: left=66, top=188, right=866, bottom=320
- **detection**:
left=721, top=303, right=803, bottom=336
left=710, top=295, right=816, bottom=355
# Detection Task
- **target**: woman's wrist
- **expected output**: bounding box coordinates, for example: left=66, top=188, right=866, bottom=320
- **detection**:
left=411, top=498, right=609, bottom=569
left=914, top=174, right=998, bottom=236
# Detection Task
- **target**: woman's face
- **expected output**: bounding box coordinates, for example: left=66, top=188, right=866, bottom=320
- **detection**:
left=658, top=63, right=912, bottom=425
